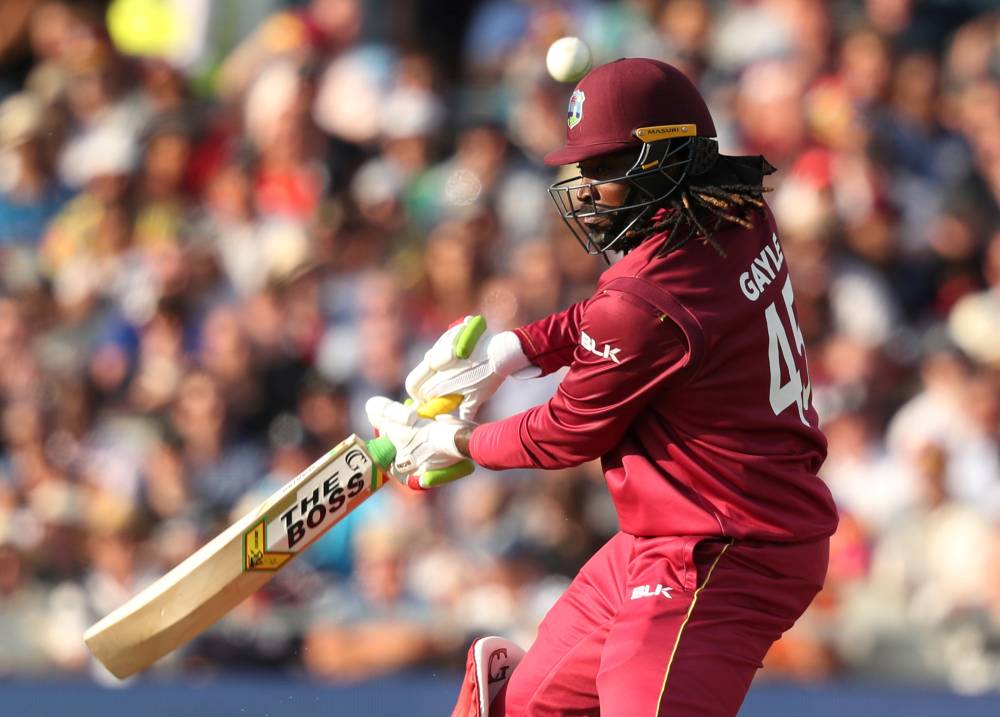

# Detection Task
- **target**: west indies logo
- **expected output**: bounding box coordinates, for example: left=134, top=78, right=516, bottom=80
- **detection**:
left=567, top=89, right=585, bottom=129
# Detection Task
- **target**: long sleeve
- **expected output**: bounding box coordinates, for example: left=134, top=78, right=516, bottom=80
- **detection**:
left=513, top=301, right=587, bottom=376
left=471, top=290, right=690, bottom=470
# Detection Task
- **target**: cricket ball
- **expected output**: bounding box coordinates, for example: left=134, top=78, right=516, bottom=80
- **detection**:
left=545, top=36, right=593, bottom=84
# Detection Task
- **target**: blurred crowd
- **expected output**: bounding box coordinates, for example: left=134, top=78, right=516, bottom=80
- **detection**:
left=0, top=0, right=997, bottom=693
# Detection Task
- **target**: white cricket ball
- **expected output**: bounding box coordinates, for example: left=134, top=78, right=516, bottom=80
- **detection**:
left=545, top=36, right=593, bottom=83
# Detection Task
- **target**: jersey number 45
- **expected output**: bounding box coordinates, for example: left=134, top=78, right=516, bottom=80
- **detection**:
left=764, top=275, right=812, bottom=427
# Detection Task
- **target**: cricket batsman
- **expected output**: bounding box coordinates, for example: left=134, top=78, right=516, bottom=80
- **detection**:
left=367, top=58, right=839, bottom=717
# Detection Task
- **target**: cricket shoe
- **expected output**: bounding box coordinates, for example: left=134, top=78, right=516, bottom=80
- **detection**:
left=450, top=636, right=525, bottom=717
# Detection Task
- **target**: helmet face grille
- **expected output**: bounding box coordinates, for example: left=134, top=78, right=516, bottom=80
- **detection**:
left=547, top=137, right=695, bottom=257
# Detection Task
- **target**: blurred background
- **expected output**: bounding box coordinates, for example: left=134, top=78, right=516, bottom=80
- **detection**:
left=0, top=0, right=998, bottom=714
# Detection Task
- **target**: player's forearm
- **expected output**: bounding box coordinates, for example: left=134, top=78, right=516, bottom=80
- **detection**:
left=469, top=402, right=631, bottom=471
left=515, top=300, right=587, bottom=374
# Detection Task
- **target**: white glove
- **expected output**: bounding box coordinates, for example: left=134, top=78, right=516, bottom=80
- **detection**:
left=365, top=396, right=475, bottom=490
left=406, top=316, right=538, bottom=421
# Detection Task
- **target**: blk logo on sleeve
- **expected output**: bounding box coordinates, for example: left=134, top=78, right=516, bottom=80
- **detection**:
left=630, top=584, right=673, bottom=600
left=581, top=331, right=622, bottom=364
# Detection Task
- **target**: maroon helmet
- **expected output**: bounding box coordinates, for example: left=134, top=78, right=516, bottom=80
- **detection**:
left=546, top=58, right=720, bottom=256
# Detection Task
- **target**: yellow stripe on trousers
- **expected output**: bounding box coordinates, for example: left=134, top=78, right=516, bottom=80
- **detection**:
left=654, top=539, right=733, bottom=716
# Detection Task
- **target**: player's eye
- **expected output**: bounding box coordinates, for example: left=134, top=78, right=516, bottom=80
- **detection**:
left=581, top=163, right=608, bottom=179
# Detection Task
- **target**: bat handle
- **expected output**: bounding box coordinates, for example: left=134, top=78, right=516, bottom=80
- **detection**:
left=365, top=436, right=397, bottom=471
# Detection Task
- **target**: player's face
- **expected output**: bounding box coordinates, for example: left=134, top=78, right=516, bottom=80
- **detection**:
left=574, top=151, right=634, bottom=247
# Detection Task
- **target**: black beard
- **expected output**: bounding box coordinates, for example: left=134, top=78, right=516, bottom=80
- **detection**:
left=587, top=226, right=613, bottom=251
left=594, top=205, right=649, bottom=255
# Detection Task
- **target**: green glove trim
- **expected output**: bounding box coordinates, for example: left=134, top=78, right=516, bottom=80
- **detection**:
left=453, top=315, right=487, bottom=359
left=365, top=436, right=397, bottom=471
left=422, top=459, right=475, bottom=488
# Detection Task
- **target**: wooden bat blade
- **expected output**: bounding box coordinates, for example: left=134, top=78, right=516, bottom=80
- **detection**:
left=84, top=435, right=385, bottom=678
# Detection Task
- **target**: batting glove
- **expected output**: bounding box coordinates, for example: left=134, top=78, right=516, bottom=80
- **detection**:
left=405, top=316, right=538, bottom=422
left=365, top=396, right=475, bottom=490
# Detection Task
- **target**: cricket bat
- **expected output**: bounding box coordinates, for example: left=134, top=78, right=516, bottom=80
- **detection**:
left=83, top=432, right=399, bottom=679
left=83, top=318, right=485, bottom=679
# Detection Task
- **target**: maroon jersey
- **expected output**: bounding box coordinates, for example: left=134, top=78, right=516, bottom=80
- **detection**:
left=470, top=207, right=838, bottom=542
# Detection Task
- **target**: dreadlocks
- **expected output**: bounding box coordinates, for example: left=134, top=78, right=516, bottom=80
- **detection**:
left=621, top=155, right=776, bottom=259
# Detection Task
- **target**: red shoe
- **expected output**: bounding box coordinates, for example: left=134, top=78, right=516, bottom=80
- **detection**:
left=450, top=636, right=525, bottom=717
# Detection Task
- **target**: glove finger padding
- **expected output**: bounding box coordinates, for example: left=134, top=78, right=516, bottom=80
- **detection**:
left=404, top=360, right=437, bottom=403
left=406, top=316, right=488, bottom=402
left=408, top=316, right=480, bottom=381
left=366, top=397, right=423, bottom=476
left=398, top=459, right=476, bottom=491
left=409, top=415, right=476, bottom=487
left=415, top=359, right=495, bottom=409
left=418, top=460, right=476, bottom=488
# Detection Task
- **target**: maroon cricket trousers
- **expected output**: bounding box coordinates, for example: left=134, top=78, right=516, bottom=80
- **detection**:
left=499, top=532, right=829, bottom=716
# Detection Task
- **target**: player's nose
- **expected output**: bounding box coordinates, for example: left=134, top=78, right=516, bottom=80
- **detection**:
left=575, top=179, right=598, bottom=206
